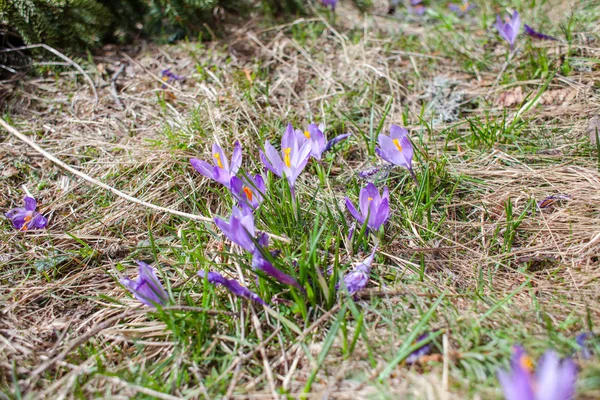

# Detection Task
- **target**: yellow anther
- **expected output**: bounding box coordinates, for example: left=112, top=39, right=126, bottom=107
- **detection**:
left=392, top=138, right=403, bottom=152
left=213, top=153, right=223, bottom=168
left=461, top=2, right=469, bottom=10
left=283, top=147, right=292, bottom=168
left=520, top=355, right=534, bottom=372
left=242, top=186, right=253, bottom=201
left=368, top=197, right=373, bottom=201
left=304, top=130, right=311, bottom=139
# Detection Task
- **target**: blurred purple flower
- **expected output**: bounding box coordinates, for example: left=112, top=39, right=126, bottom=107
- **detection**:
left=296, top=123, right=351, bottom=160
left=320, top=0, right=337, bottom=10
left=524, top=25, right=558, bottom=41
left=537, top=194, right=571, bottom=209
left=345, top=183, right=390, bottom=232
left=495, top=11, right=521, bottom=50
left=252, top=233, right=304, bottom=292
left=198, top=270, right=266, bottom=306
left=161, top=69, right=183, bottom=82
left=376, top=124, right=417, bottom=183
left=5, top=196, right=48, bottom=230
left=214, top=206, right=256, bottom=252
left=448, top=1, right=474, bottom=15
left=576, top=332, right=594, bottom=360
left=190, top=142, right=242, bottom=188
left=230, top=174, right=266, bottom=210
left=120, top=261, right=168, bottom=308
left=337, top=248, right=376, bottom=296
left=406, top=333, right=434, bottom=364
left=260, top=123, right=312, bottom=190
left=497, top=346, right=577, bottom=400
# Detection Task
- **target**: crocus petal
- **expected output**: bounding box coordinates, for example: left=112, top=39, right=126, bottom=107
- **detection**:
left=190, top=158, right=216, bottom=180
left=120, top=261, right=168, bottom=308
left=406, top=334, right=433, bottom=364
left=323, top=133, right=351, bottom=153
left=524, top=24, right=558, bottom=41
left=5, top=209, right=28, bottom=230
left=345, top=198, right=365, bottom=225
left=389, top=124, right=409, bottom=140
left=212, top=143, right=229, bottom=172
left=372, top=197, right=390, bottom=230
left=252, top=235, right=303, bottom=292
left=199, top=270, right=267, bottom=306
left=400, top=136, right=414, bottom=168
left=375, top=147, right=396, bottom=165
left=230, top=141, right=242, bottom=175
left=291, top=140, right=312, bottom=182
left=28, top=213, right=48, bottom=229
left=261, top=143, right=284, bottom=177
left=212, top=166, right=231, bottom=187
left=281, top=123, right=295, bottom=153
left=23, top=197, right=37, bottom=211
left=535, top=351, right=577, bottom=400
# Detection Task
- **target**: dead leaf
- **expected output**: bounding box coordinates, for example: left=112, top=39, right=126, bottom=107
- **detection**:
left=539, top=89, right=576, bottom=106
left=496, top=86, right=524, bottom=107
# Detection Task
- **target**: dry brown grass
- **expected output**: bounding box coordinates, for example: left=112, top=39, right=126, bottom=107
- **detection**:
left=1, top=1, right=600, bottom=398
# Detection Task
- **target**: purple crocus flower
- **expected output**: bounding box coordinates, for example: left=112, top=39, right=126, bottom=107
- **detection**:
left=161, top=69, right=183, bottom=83
left=576, top=332, right=593, bottom=360
left=406, top=333, right=434, bottom=364
left=259, top=123, right=312, bottom=190
left=320, top=0, right=337, bottom=10
left=252, top=233, right=304, bottom=292
left=376, top=124, right=417, bottom=183
left=120, top=261, right=169, bottom=308
left=5, top=196, right=48, bottom=230
left=198, top=270, right=266, bottom=306
left=524, top=25, right=558, bottom=41
left=448, top=1, right=474, bottom=15
left=214, top=206, right=256, bottom=252
left=338, top=248, right=376, bottom=296
left=497, top=346, right=577, bottom=400
left=230, top=175, right=266, bottom=210
left=495, top=11, right=521, bottom=50
left=190, top=141, right=242, bottom=188
left=345, top=183, right=390, bottom=232
left=297, top=123, right=351, bottom=160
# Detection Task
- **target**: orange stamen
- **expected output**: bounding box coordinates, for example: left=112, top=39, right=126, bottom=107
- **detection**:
left=304, top=130, right=311, bottom=139
left=242, top=186, right=253, bottom=201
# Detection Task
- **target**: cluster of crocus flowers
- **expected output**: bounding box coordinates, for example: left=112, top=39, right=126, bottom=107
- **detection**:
left=190, top=142, right=242, bottom=188
left=345, top=183, right=390, bottom=233
left=5, top=196, right=48, bottom=231
left=376, top=124, right=417, bottom=183
left=497, top=346, right=577, bottom=400
left=198, top=271, right=266, bottom=306
left=495, top=11, right=521, bottom=50
left=120, top=261, right=169, bottom=308
left=338, top=248, right=376, bottom=296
